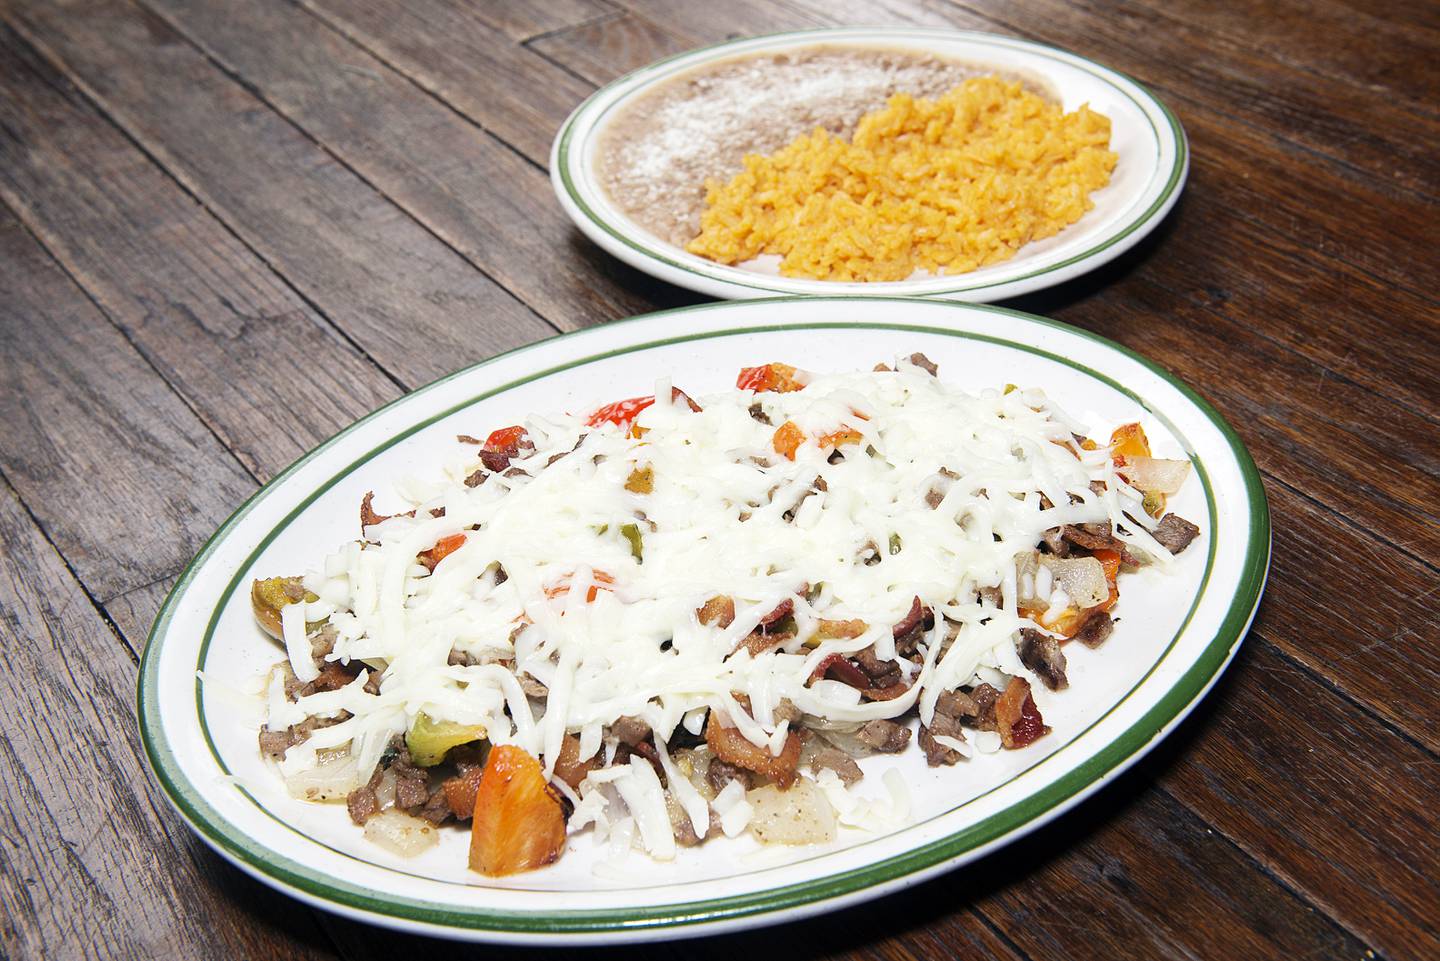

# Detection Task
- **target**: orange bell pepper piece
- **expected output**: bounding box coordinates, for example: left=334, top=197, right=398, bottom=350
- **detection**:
left=468, top=746, right=567, bottom=876
left=772, top=421, right=805, bottom=460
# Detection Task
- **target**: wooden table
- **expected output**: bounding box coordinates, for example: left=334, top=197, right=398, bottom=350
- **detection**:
left=1, top=0, right=1435, bottom=958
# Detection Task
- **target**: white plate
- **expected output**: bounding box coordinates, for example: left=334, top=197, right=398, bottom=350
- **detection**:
left=140, top=298, right=1266, bottom=944
left=551, top=29, right=1188, bottom=302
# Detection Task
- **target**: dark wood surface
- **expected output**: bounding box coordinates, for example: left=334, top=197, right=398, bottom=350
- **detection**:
left=0, top=0, right=1435, bottom=957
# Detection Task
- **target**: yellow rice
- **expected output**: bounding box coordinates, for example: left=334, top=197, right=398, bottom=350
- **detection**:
left=685, top=77, right=1118, bottom=282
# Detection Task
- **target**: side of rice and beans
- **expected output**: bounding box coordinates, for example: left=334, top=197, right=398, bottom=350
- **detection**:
left=247, top=354, right=1199, bottom=876
left=598, top=46, right=1118, bottom=282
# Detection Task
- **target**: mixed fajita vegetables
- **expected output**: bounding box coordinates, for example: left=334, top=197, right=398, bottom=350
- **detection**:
left=249, top=353, right=1200, bottom=876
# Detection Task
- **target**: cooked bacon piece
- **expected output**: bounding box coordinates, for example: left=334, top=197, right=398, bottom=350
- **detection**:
left=892, top=595, right=931, bottom=654
left=469, top=746, right=567, bottom=876
left=705, top=715, right=802, bottom=788
left=859, top=681, right=911, bottom=702
left=758, top=598, right=794, bottom=630
left=810, top=652, right=871, bottom=689
left=815, top=618, right=867, bottom=640
left=671, top=386, right=703, bottom=412
left=1017, top=628, right=1068, bottom=690
left=551, top=735, right=598, bottom=792
left=996, top=677, right=1050, bottom=749
left=697, top=595, right=736, bottom=628
left=360, top=491, right=419, bottom=530
left=418, top=532, right=466, bottom=571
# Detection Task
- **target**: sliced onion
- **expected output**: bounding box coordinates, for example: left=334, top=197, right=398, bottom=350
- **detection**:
left=362, top=809, right=440, bottom=857
left=1040, top=556, right=1109, bottom=609
left=748, top=779, right=836, bottom=845
left=1118, top=455, right=1191, bottom=495
left=284, top=750, right=359, bottom=801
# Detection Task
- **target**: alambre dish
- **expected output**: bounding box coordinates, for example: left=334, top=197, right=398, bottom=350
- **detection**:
left=550, top=28, right=1188, bottom=302
left=139, top=298, right=1267, bottom=944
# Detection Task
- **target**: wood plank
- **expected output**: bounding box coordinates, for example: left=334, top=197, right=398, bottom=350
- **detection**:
left=1052, top=275, right=1440, bottom=563
left=6, top=0, right=556, bottom=390
left=527, top=11, right=693, bottom=87
left=0, top=480, right=338, bottom=960
left=1158, top=640, right=1440, bottom=959
left=296, top=0, right=597, bottom=166
left=973, top=784, right=1376, bottom=959
left=1119, top=0, right=1440, bottom=115
left=1108, top=195, right=1440, bottom=421
left=455, top=0, right=612, bottom=42
left=608, top=0, right=827, bottom=41
left=1254, top=483, right=1440, bottom=753
left=0, top=24, right=401, bottom=482
left=951, top=0, right=1440, bottom=198
left=103, top=575, right=177, bottom=657
left=133, top=0, right=699, bottom=333
left=0, top=210, right=255, bottom=601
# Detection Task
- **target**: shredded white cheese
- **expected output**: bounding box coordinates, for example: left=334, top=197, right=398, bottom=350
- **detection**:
left=260, top=362, right=1181, bottom=854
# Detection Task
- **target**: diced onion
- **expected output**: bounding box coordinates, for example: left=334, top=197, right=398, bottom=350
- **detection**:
left=362, top=809, right=439, bottom=857
left=748, top=779, right=836, bottom=845
left=284, top=750, right=359, bottom=801
left=1119, top=456, right=1191, bottom=495
left=1040, top=556, right=1109, bottom=609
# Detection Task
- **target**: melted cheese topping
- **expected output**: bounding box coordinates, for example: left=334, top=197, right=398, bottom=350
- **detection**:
left=271, top=361, right=1168, bottom=794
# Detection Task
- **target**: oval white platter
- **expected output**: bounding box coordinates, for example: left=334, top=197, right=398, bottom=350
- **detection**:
left=140, top=297, right=1267, bottom=944
left=551, top=28, right=1188, bottom=302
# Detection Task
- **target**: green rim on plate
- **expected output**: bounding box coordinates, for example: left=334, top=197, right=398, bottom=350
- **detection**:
left=551, top=28, right=1189, bottom=302
left=138, top=298, right=1268, bottom=938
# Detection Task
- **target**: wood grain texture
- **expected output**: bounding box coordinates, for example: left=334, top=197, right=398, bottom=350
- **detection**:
left=1158, top=641, right=1440, bottom=959
left=297, top=0, right=597, bottom=166
left=0, top=24, right=401, bottom=482
left=527, top=12, right=692, bottom=86
left=0, top=0, right=1435, bottom=958
left=0, top=479, right=337, bottom=960
left=7, top=0, right=557, bottom=390
left=0, top=209, right=255, bottom=601
left=974, top=782, right=1375, bottom=960
left=134, top=0, right=698, bottom=331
